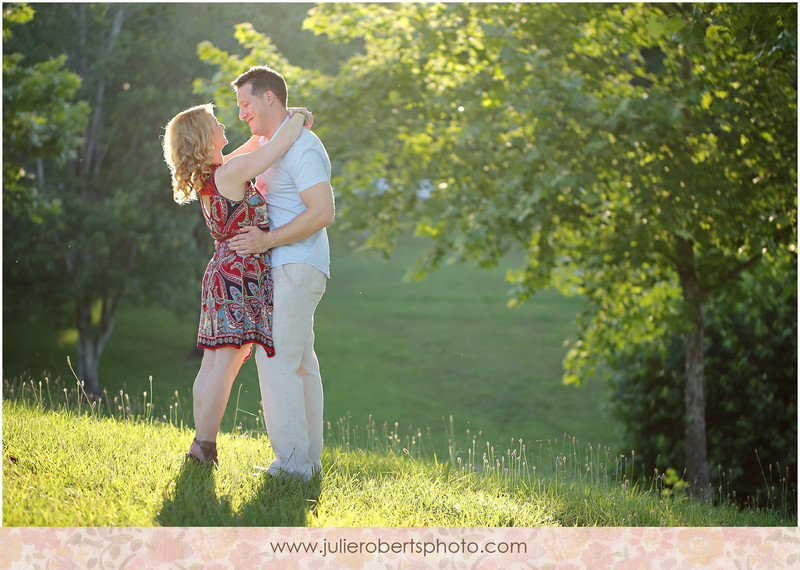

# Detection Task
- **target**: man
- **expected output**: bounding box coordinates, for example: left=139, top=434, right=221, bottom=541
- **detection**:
left=227, top=65, right=334, bottom=480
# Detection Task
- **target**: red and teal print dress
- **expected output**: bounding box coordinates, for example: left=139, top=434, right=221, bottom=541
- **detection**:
left=196, top=164, right=274, bottom=356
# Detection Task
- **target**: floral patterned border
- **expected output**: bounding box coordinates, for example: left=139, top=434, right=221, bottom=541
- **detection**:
left=1, top=527, right=798, bottom=568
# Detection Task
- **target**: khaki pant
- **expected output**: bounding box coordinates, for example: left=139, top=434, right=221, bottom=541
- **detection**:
left=255, top=263, right=327, bottom=478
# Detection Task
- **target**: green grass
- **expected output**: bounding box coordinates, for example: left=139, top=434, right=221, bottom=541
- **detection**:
left=4, top=392, right=793, bottom=527
left=6, top=235, right=796, bottom=526
left=3, top=234, right=616, bottom=459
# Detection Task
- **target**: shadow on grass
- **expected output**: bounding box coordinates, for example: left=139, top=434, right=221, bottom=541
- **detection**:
left=157, top=458, right=321, bottom=526
left=157, top=459, right=233, bottom=526
left=237, top=471, right=322, bottom=526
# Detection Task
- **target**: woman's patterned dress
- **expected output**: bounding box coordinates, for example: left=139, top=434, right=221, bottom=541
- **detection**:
left=196, top=164, right=274, bottom=356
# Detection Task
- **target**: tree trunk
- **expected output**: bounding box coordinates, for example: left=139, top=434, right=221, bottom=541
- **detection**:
left=77, top=328, right=101, bottom=397
left=70, top=4, right=126, bottom=398
left=79, top=4, right=125, bottom=182
left=675, top=237, right=711, bottom=500
left=75, top=296, right=119, bottom=397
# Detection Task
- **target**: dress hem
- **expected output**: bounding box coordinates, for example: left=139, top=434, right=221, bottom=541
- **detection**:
left=197, top=340, right=276, bottom=358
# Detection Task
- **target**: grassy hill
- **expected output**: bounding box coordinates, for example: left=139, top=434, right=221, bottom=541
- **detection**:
left=6, top=235, right=796, bottom=525
left=3, top=398, right=793, bottom=527
left=3, top=234, right=618, bottom=459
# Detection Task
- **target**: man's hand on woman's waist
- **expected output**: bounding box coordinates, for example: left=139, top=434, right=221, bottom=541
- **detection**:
left=228, top=226, right=271, bottom=255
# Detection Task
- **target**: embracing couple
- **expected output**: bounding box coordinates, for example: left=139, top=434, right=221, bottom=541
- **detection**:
left=162, top=65, right=334, bottom=481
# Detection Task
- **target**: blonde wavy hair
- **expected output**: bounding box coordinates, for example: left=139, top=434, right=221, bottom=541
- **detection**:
left=162, top=104, right=217, bottom=204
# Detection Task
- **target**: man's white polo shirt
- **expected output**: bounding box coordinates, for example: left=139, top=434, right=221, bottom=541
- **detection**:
left=256, top=116, right=332, bottom=277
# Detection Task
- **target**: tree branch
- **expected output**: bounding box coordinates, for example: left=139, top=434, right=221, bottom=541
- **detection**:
left=579, top=53, right=655, bottom=89
left=81, top=5, right=126, bottom=181
left=707, top=251, right=764, bottom=294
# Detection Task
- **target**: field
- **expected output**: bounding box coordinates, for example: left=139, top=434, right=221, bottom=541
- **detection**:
left=4, top=399, right=792, bottom=527
left=4, top=235, right=796, bottom=528
left=3, top=234, right=617, bottom=459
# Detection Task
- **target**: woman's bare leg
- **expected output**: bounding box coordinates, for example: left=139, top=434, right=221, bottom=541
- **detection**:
left=189, top=345, right=251, bottom=460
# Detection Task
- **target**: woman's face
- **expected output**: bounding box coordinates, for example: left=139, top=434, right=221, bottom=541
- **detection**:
left=209, top=113, right=228, bottom=151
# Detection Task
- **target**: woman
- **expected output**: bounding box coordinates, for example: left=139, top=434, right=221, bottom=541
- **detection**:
left=162, top=103, right=309, bottom=465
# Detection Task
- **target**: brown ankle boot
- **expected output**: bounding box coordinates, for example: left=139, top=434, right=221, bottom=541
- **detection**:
left=187, top=437, right=218, bottom=466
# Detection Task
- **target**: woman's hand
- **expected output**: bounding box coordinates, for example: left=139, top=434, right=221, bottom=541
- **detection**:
left=288, top=106, right=313, bottom=128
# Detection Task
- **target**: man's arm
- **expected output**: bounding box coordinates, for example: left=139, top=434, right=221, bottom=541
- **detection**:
left=228, top=180, right=335, bottom=255
left=223, top=108, right=311, bottom=163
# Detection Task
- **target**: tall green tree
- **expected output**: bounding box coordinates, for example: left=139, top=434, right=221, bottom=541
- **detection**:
left=4, top=3, right=358, bottom=395
left=294, top=3, right=796, bottom=498
left=2, top=3, right=89, bottom=222
left=3, top=4, right=205, bottom=395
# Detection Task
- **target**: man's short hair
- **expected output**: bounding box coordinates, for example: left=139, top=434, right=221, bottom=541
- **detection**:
left=232, top=66, right=288, bottom=107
